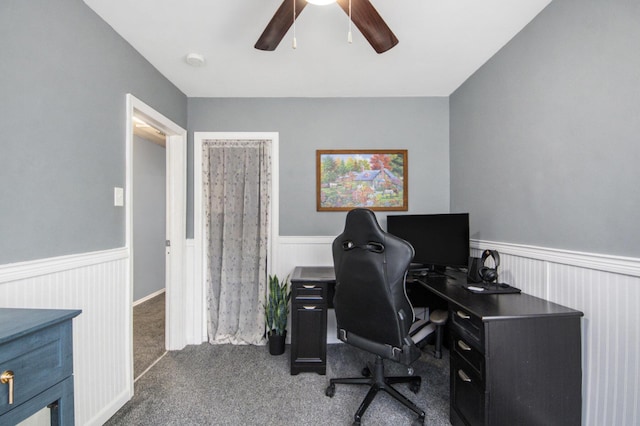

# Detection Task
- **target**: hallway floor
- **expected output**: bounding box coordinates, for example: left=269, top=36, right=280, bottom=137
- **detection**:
left=133, top=292, right=165, bottom=380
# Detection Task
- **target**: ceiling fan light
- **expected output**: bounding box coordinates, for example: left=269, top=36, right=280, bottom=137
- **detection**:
left=306, top=0, right=336, bottom=5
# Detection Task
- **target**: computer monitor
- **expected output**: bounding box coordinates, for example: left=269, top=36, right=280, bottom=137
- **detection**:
left=386, top=213, right=470, bottom=272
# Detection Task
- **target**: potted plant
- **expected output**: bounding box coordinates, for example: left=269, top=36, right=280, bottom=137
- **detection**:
left=264, top=274, right=291, bottom=355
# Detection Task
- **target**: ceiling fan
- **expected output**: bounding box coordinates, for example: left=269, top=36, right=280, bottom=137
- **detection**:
left=255, top=0, right=398, bottom=54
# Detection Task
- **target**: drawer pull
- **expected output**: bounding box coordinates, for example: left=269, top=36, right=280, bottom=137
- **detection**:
left=457, top=340, right=472, bottom=351
left=458, top=369, right=472, bottom=383
left=303, top=305, right=317, bottom=310
left=302, top=285, right=316, bottom=289
left=1, top=370, right=14, bottom=405
left=456, top=310, right=471, bottom=320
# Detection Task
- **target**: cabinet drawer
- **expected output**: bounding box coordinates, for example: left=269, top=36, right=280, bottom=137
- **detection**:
left=292, top=282, right=327, bottom=302
left=0, top=322, right=72, bottom=415
left=451, top=354, right=486, bottom=426
left=452, top=331, right=485, bottom=381
left=450, top=306, right=483, bottom=350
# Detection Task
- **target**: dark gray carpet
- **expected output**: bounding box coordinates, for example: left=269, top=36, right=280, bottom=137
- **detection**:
left=107, top=343, right=450, bottom=425
left=134, top=293, right=166, bottom=380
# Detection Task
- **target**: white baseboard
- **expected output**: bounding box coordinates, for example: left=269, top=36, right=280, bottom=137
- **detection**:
left=85, top=389, right=132, bottom=426
left=133, top=288, right=166, bottom=306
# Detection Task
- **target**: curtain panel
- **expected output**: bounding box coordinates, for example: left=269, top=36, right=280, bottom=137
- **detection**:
left=202, top=139, right=271, bottom=345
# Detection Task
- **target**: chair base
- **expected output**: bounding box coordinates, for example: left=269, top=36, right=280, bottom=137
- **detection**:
left=326, top=356, right=425, bottom=425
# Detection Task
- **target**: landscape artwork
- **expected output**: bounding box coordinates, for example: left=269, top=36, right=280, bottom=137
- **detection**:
left=316, top=150, right=408, bottom=211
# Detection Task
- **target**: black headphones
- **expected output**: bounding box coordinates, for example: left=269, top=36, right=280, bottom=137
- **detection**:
left=479, top=249, right=500, bottom=283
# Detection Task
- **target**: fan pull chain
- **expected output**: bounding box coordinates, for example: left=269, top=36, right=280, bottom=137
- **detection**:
left=292, top=0, right=298, bottom=49
left=347, top=0, right=353, bottom=43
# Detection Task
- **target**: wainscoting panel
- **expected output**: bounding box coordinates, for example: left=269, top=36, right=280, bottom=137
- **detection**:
left=0, top=248, right=131, bottom=426
left=274, top=236, right=335, bottom=278
left=547, top=264, right=639, bottom=426
left=184, top=239, right=205, bottom=344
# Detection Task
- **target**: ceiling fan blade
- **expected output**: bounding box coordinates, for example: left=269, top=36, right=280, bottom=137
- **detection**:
left=336, top=0, right=398, bottom=53
left=255, top=0, right=308, bottom=51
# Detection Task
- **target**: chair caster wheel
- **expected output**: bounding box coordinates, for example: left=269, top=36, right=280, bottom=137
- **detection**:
left=361, top=367, right=371, bottom=377
left=410, top=380, right=421, bottom=394
left=325, top=383, right=335, bottom=397
left=412, top=413, right=425, bottom=425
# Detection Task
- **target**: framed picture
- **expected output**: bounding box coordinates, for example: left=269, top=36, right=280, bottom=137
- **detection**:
left=316, top=149, right=408, bottom=211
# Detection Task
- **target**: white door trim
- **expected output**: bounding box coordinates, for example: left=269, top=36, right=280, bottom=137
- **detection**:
left=125, top=95, right=187, bottom=393
left=193, top=132, right=280, bottom=343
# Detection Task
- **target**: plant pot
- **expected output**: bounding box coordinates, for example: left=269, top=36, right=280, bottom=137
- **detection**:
left=268, top=332, right=286, bottom=355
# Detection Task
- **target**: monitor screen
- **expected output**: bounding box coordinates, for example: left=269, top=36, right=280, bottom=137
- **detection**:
left=386, top=213, right=470, bottom=271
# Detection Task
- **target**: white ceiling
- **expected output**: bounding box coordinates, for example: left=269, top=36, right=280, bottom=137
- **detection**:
left=83, top=0, right=552, bottom=98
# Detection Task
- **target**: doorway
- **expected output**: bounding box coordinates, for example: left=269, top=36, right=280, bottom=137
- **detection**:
left=193, top=132, right=280, bottom=341
left=125, top=94, right=187, bottom=392
left=131, top=117, right=167, bottom=380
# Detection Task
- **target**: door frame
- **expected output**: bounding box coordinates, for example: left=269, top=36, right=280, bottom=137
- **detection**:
left=125, top=94, right=187, bottom=384
left=193, top=132, right=280, bottom=342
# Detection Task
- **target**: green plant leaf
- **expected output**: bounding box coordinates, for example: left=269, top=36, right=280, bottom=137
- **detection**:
left=264, top=274, right=291, bottom=335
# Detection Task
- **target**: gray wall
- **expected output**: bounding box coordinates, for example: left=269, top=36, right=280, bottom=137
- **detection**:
left=133, top=136, right=166, bottom=301
left=188, top=97, right=450, bottom=238
left=0, top=0, right=187, bottom=264
left=450, top=0, right=640, bottom=257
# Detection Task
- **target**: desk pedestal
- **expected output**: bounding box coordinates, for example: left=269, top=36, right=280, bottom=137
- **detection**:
left=290, top=267, right=333, bottom=375
left=422, top=273, right=583, bottom=426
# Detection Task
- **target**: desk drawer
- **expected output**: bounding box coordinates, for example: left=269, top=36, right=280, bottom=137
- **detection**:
left=451, top=353, right=486, bottom=426
left=450, top=306, right=483, bottom=350
left=0, top=322, right=72, bottom=415
left=452, top=331, right=485, bottom=381
left=292, top=282, right=327, bottom=302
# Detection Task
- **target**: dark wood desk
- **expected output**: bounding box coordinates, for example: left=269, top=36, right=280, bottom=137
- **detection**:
left=418, top=271, right=583, bottom=426
left=290, top=266, right=583, bottom=426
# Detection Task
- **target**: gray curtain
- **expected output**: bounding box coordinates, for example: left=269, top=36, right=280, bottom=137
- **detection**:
left=202, top=139, right=271, bottom=345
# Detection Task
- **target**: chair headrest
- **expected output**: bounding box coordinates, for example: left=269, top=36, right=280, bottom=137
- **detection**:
left=340, top=208, right=386, bottom=246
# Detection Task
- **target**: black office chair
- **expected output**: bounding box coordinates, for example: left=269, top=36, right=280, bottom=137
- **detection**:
left=325, top=208, right=440, bottom=425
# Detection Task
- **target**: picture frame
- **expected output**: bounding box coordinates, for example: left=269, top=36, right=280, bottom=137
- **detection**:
left=316, top=149, right=408, bottom=211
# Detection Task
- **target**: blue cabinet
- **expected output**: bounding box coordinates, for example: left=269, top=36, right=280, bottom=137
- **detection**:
left=0, top=308, right=81, bottom=425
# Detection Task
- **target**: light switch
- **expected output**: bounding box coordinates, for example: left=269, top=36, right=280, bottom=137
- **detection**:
left=114, top=187, right=124, bottom=207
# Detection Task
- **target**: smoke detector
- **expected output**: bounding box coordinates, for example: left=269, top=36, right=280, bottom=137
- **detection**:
left=185, top=53, right=206, bottom=67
